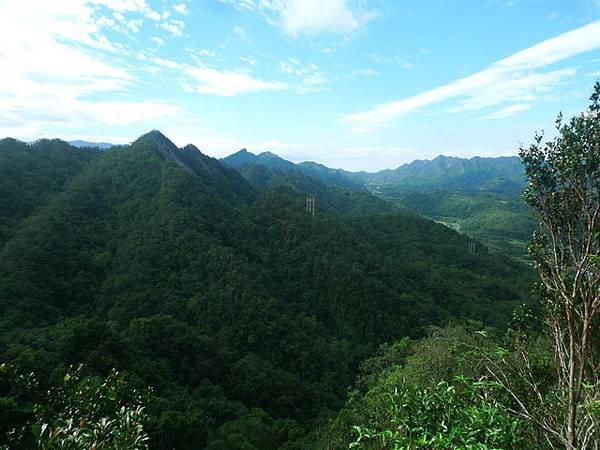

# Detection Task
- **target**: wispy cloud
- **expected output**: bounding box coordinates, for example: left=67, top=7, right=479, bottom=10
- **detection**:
left=218, top=0, right=376, bottom=37
left=480, top=103, right=532, bottom=120
left=184, top=66, right=287, bottom=96
left=352, top=68, right=378, bottom=77
left=233, top=25, right=249, bottom=40
left=0, top=0, right=181, bottom=139
left=370, top=54, right=414, bottom=69
left=173, top=3, right=189, bottom=15
left=343, top=20, right=600, bottom=132
left=160, top=19, right=185, bottom=36
left=279, top=58, right=328, bottom=93
left=151, top=36, right=165, bottom=46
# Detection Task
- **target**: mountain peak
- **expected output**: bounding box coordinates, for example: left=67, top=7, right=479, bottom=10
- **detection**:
left=133, top=130, right=176, bottom=150
left=231, top=148, right=254, bottom=157
left=221, top=148, right=258, bottom=168
left=258, top=151, right=280, bottom=158
left=182, top=143, right=201, bottom=153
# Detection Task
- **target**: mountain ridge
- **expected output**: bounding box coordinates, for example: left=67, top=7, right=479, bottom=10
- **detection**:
left=0, top=131, right=535, bottom=449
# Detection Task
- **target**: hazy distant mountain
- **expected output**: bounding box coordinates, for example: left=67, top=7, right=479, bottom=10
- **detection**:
left=355, top=155, right=526, bottom=194
left=222, top=149, right=365, bottom=190
left=68, top=139, right=115, bottom=149
left=222, top=149, right=297, bottom=171
left=223, top=151, right=525, bottom=195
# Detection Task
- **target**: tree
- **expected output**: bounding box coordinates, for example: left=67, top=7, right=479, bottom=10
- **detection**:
left=0, top=364, right=149, bottom=450
left=519, top=83, right=600, bottom=449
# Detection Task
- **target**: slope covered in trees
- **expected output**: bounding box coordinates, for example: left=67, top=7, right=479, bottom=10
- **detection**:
left=0, top=132, right=534, bottom=448
left=222, top=148, right=365, bottom=191
left=0, top=138, right=101, bottom=247
left=322, top=83, right=600, bottom=450
left=354, top=155, right=534, bottom=258
left=221, top=149, right=535, bottom=258
left=355, top=155, right=525, bottom=194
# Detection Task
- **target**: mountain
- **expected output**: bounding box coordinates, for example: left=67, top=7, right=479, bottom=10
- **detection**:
left=222, top=149, right=365, bottom=191
left=222, top=148, right=296, bottom=171
left=0, top=137, right=102, bottom=247
left=68, top=139, right=115, bottom=149
left=356, top=155, right=526, bottom=194
left=296, top=161, right=365, bottom=190
left=221, top=150, right=533, bottom=257
left=353, top=156, right=533, bottom=258
left=0, top=132, right=534, bottom=449
left=223, top=152, right=526, bottom=195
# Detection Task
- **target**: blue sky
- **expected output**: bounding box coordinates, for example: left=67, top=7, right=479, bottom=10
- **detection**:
left=1, top=0, right=600, bottom=171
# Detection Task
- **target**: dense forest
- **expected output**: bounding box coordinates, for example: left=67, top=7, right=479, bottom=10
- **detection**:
left=221, top=149, right=535, bottom=259
left=0, top=131, right=536, bottom=448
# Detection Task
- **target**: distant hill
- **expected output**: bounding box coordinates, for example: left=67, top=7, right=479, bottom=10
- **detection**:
left=353, top=155, right=532, bottom=258
left=222, top=151, right=526, bottom=195
left=220, top=150, right=534, bottom=257
left=68, top=139, right=115, bottom=149
left=222, top=148, right=296, bottom=171
left=222, top=149, right=365, bottom=190
left=0, top=131, right=534, bottom=449
left=355, top=155, right=526, bottom=195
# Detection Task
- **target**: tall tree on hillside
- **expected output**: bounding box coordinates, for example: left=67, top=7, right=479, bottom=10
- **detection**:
left=519, top=83, right=600, bottom=449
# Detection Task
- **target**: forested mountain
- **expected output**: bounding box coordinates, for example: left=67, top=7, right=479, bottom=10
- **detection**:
left=221, top=149, right=365, bottom=190
left=221, top=149, right=534, bottom=258
left=0, top=138, right=101, bottom=247
left=355, top=156, right=533, bottom=258
left=223, top=151, right=525, bottom=196
left=0, top=132, right=534, bottom=449
left=355, top=155, right=525, bottom=194
left=222, top=148, right=298, bottom=171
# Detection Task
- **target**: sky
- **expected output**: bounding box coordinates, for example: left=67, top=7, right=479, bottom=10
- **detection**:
left=1, top=0, right=600, bottom=171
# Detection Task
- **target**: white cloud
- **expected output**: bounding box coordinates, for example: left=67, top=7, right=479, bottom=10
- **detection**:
left=241, top=56, right=258, bottom=65
left=90, top=0, right=162, bottom=22
left=344, top=20, right=600, bottom=132
left=145, top=9, right=161, bottom=20
left=173, top=3, right=189, bottom=15
left=152, top=57, right=182, bottom=69
left=151, top=36, right=165, bottom=46
left=160, top=19, right=185, bottom=36
left=233, top=25, right=249, bottom=40
left=219, top=0, right=375, bottom=37
left=272, top=0, right=365, bottom=37
left=371, top=54, right=414, bottom=69
left=217, top=0, right=255, bottom=11
left=480, top=103, right=532, bottom=120
left=184, top=67, right=287, bottom=96
left=126, top=18, right=143, bottom=32
left=89, top=0, right=148, bottom=12
left=352, top=68, right=378, bottom=77
left=278, top=59, right=327, bottom=93
left=0, top=0, right=180, bottom=139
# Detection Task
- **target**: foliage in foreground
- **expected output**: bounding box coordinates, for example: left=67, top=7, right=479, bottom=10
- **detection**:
left=319, top=325, right=552, bottom=450
left=0, top=364, right=149, bottom=450
left=517, top=84, right=600, bottom=450
left=348, top=375, right=523, bottom=450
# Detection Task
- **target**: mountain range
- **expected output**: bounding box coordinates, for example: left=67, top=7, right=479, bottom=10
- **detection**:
left=220, top=148, right=533, bottom=257
left=0, top=131, right=535, bottom=449
left=68, top=139, right=115, bottom=150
